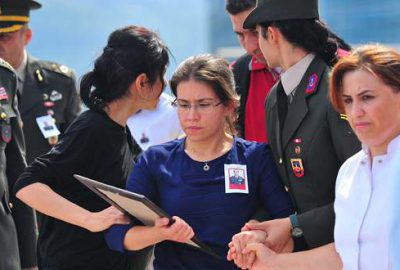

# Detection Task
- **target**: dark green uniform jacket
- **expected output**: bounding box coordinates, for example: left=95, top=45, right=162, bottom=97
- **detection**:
left=265, top=56, right=361, bottom=248
left=18, top=55, right=80, bottom=164
left=0, top=59, right=37, bottom=269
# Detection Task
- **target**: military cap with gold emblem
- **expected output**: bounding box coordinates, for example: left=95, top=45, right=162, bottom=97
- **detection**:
left=0, top=0, right=41, bottom=33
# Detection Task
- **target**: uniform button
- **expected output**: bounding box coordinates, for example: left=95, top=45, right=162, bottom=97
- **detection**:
left=279, top=158, right=283, bottom=164
left=284, top=186, right=289, bottom=192
left=8, top=202, right=13, bottom=209
left=378, top=159, right=383, bottom=164
left=0, top=112, right=7, bottom=119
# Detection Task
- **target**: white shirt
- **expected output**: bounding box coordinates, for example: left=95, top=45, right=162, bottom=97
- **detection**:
left=334, top=134, right=400, bottom=270
left=280, top=53, right=315, bottom=97
left=127, top=93, right=183, bottom=151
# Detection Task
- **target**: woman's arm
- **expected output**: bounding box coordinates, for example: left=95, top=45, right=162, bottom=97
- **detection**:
left=123, top=216, right=194, bottom=251
left=16, top=182, right=129, bottom=232
left=244, top=242, right=342, bottom=270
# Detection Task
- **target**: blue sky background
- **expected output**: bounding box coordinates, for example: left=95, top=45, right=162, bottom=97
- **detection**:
left=27, top=0, right=210, bottom=82
left=26, top=0, right=400, bottom=81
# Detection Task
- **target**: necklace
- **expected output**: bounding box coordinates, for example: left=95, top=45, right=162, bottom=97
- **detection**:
left=203, top=162, right=210, bottom=171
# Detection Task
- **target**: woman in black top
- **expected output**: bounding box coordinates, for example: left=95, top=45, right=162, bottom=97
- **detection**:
left=14, top=25, right=169, bottom=270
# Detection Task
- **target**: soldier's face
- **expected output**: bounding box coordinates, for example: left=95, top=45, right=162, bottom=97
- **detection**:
left=256, top=25, right=281, bottom=70
left=0, top=27, right=31, bottom=69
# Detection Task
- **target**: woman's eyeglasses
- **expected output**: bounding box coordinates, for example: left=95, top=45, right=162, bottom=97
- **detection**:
left=171, top=100, right=222, bottom=113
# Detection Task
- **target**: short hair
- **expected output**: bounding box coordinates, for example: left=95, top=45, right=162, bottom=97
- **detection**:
left=170, top=54, right=240, bottom=134
left=80, top=25, right=169, bottom=110
left=225, top=0, right=256, bottom=15
left=330, top=44, right=400, bottom=113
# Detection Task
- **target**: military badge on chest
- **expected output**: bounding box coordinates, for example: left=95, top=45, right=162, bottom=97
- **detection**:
left=0, top=87, right=12, bottom=143
left=0, top=111, right=12, bottom=143
left=38, top=87, right=63, bottom=145
left=290, top=158, right=304, bottom=178
left=290, top=138, right=304, bottom=178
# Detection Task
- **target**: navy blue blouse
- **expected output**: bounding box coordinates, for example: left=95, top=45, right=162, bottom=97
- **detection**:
left=106, top=137, right=293, bottom=269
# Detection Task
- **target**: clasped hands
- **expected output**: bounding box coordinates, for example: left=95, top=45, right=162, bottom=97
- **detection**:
left=227, top=217, right=293, bottom=270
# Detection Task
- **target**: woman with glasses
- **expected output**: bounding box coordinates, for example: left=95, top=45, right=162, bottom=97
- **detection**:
left=105, top=54, right=294, bottom=269
left=14, top=25, right=169, bottom=270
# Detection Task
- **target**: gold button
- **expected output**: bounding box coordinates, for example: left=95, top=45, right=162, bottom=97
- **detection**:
left=8, top=202, right=13, bottom=209
left=0, top=112, right=7, bottom=119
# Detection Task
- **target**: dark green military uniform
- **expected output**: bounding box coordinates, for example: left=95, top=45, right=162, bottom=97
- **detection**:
left=265, top=56, right=360, bottom=248
left=0, top=58, right=37, bottom=270
left=18, top=55, right=80, bottom=163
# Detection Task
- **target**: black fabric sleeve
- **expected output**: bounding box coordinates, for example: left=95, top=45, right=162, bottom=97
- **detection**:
left=14, top=122, right=94, bottom=194
left=297, top=203, right=335, bottom=248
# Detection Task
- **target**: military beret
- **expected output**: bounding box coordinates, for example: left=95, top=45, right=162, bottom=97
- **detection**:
left=0, top=0, right=41, bottom=33
left=243, top=0, right=319, bottom=29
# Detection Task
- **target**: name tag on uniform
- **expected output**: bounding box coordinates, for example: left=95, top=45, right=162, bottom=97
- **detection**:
left=224, top=164, right=249, bottom=194
left=36, top=115, right=60, bottom=139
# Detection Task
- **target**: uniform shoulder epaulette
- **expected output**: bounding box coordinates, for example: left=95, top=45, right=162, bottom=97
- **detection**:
left=0, top=58, right=15, bottom=73
left=38, top=60, right=75, bottom=78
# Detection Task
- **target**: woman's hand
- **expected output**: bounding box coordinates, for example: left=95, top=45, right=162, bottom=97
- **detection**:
left=242, top=243, right=278, bottom=270
left=84, top=206, right=130, bottom=232
left=154, top=216, right=194, bottom=243
left=244, top=218, right=293, bottom=253
left=227, top=230, right=267, bottom=269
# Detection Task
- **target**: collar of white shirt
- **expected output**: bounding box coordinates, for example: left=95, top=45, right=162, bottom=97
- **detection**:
left=361, top=133, right=400, bottom=158
left=281, top=53, right=316, bottom=96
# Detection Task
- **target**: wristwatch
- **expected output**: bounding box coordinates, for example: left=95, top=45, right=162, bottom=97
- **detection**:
left=289, top=214, right=303, bottom=238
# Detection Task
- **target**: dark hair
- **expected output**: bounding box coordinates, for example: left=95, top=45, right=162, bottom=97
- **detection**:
left=330, top=44, right=400, bottom=113
left=80, top=25, right=169, bottom=110
left=225, top=0, right=256, bottom=15
left=170, top=54, right=240, bottom=134
left=328, top=31, right=352, bottom=52
left=260, top=19, right=346, bottom=66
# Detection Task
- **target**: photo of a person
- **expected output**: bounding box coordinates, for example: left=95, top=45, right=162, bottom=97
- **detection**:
left=229, top=169, right=245, bottom=185
left=43, top=121, right=54, bottom=131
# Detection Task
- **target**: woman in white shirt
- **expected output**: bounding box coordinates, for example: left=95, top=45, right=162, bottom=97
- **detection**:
left=230, top=44, right=400, bottom=270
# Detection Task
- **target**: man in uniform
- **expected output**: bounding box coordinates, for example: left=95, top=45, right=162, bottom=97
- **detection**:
left=0, top=0, right=80, bottom=165
left=225, top=0, right=278, bottom=142
left=0, top=58, right=37, bottom=269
